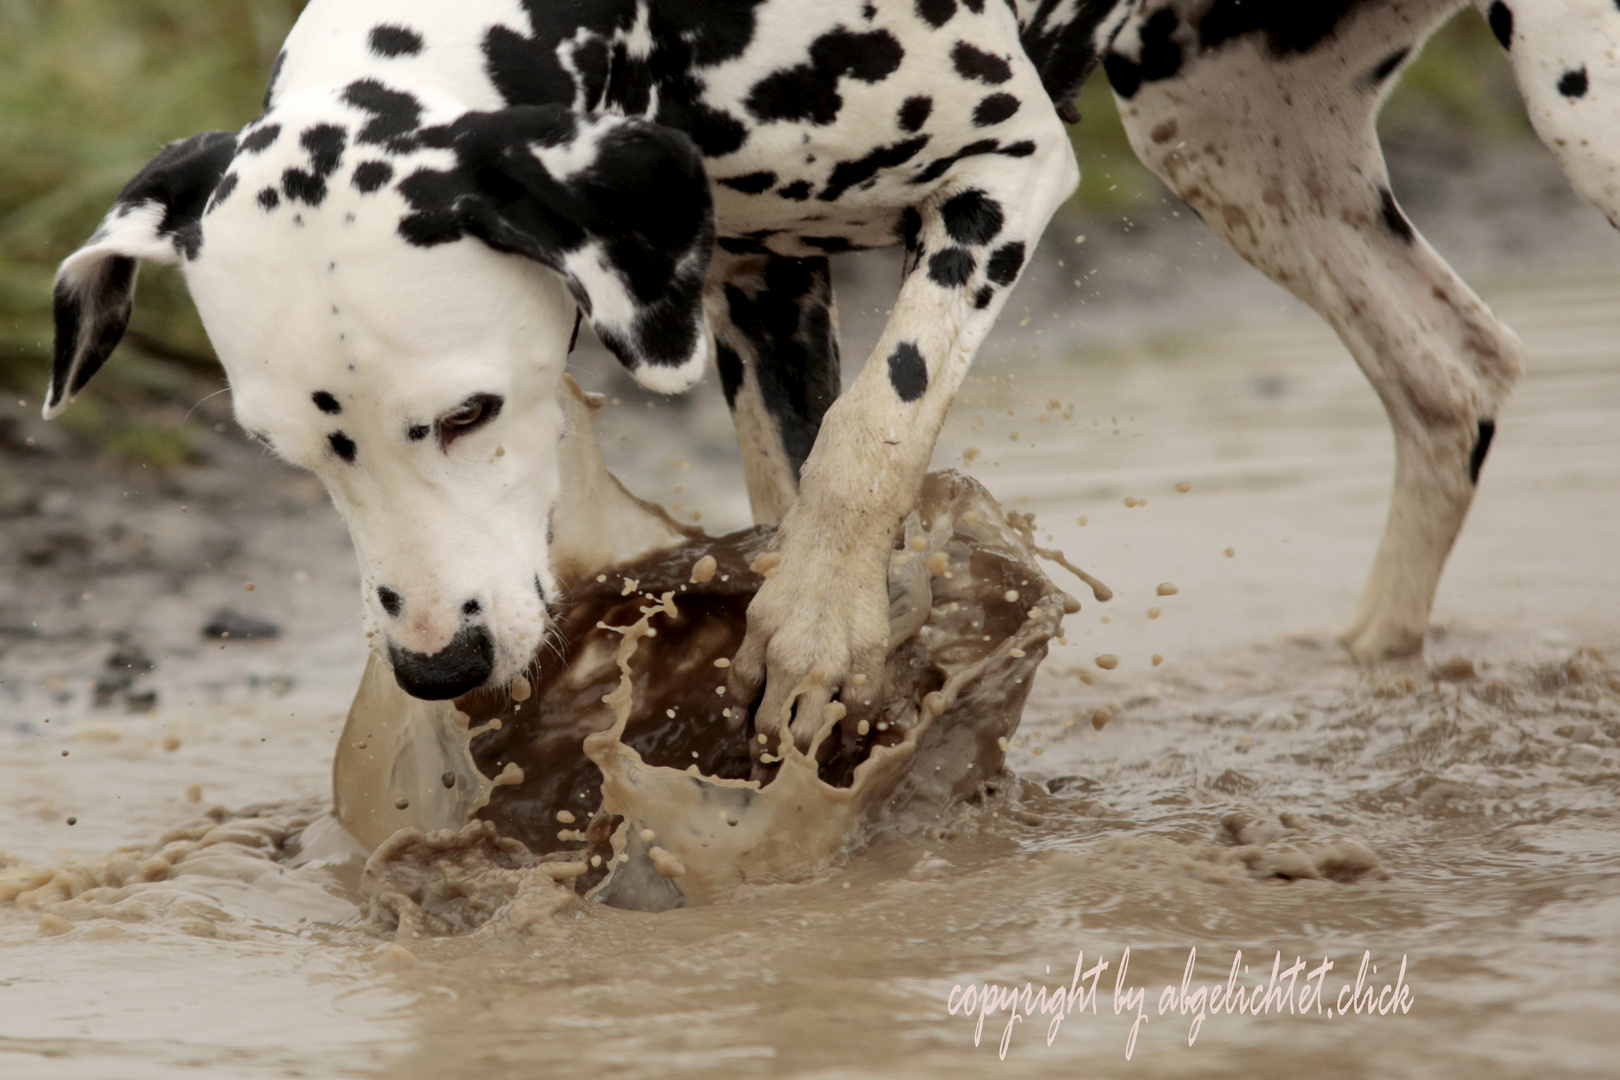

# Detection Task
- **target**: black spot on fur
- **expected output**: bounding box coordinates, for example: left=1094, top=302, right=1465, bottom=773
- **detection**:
left=1103, top=8, right=1182, bottom=100
left=778, top=180, right=812, bottom=201
left=888, top=342, right=928, bottom=402
left=312, top=391, right=342, bottom=415
left=909, top=137, right=1034, bottom=185
left=462, top=600, right=482, bottom=617
left=1102, top=53, right=1142, bottom=99
left=1135, top=8, right=1185, bottom=81
left=1378, top=186, right=1414, bottom=243
left=282, top=124, right=347, bottom=206
left=802, top=235, right=854, bottom=252
left=899, top=95, right=934, bottom=133
left=972, top=285, right=995, bottom=309
left=328, top=431, right=357, bottom=464
left=258, top=187, right=280, bottom=211
left=716, top=342, right=745, bottom=409
left=927, top=247, right=975, bottom=288
left=1559, top=67, right=1589, bottom=99
left=719, top=171, right=778, bottom=194
left=1200, top=0, right=1371, bottom=55
left=282, top=174, right=324, bottom=206
left=600, top=4, right=756, bottom=148
left=1017, top=0, right=1117, bottom=110
left=900, top=206, right=923, bottom=251
left=1470, top=419, right=1495, bottom=484
left=657, top=75, right=750, bottom=157
left=941, top=189, right=1003, bottom=246
left=480, top=2, right=626, bottom=112
left=1487, top=2, right=1513, bottom=50
left=407, top=423, right=431, bottom=442
left=263, top=50, right=286, bottom=112
left=208, top=172, right=239, bottom=212
left=973, top=92, right=1020, bottom=126
left=369, top=24, right=425, bottom=58
left=683, top=104, right=751, bottom=157
left=398, top=106, right=714, bottom=378
left=952, top=42, right=1012, bottom=85
left=820, top=135, right=929, bottom=202
left=986, top=241, right=1026, bottom=286
left=352, top=160, right=394, bottom=194
left=916, top=0, right=956, bottom=28
left=378, top=586, right=403, bottom=617
left=343, top=79, right=424, bottom=148
left=719, top=257, right=840, bottom=477
left=240, top=124, right=281, bottom=154
left=746, top=28, right=905, bottom=126
left=606, top=41, right=653, bottom=114
left=303, top=125, right=346, bottom=173
left=649, top=2, right=762, bottom=68
left=1367, top=48, right=1409, bottom=86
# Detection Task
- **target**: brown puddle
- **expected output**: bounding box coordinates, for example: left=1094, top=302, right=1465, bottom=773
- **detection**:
left=3, top=267, right=1618, bottom=1078
left=337, top=381, right=1098, bottom=920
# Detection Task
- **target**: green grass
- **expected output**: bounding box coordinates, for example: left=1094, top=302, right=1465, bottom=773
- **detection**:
left=0, top=0, right=304, bottom=459
left=0, top=2, right=1530, bottom=462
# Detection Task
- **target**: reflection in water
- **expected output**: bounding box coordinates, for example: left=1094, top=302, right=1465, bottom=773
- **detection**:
left=3, top=271, right=1619, bottom=1078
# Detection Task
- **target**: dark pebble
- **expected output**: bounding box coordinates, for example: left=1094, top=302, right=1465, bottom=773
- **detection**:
left=202, top=609, right=282, bottom=641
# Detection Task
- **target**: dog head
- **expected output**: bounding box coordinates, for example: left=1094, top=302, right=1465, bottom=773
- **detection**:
left=48, top=104, right=715, bottom=700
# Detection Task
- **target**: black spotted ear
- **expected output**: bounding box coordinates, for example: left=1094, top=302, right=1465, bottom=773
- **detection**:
left=46, top=130, right=238, bottom=419
left=399, top=106, right=715, bottom=394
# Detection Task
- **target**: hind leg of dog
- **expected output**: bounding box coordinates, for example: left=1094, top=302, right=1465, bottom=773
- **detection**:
left=706, top=253, right=842, bottom=527
left=1109, top=0, right=1524, bottom=662
left=1481, top=0, right=1620, bottom=225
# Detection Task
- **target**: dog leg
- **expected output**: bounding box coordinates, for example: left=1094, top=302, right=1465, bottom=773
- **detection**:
left=728, top=140, right=1080, bottom=749
left=1108, top=0, right=1523, bottom=663
left=705, top=253, right=842, bottom=527
left=1480, top=0, right=1620, bottom=225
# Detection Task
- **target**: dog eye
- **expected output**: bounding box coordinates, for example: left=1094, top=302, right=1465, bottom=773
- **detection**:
left=437, top=393, right=503, bottom=450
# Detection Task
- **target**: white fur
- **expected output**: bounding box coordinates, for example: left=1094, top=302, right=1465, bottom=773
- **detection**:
left=1114, top=0, right=1525, bottom=660
left=186, top=162, right=578, bottom=685
left=1486, top=0, right=1620, bottom=224
left=59, top=203, right=179, bottom=282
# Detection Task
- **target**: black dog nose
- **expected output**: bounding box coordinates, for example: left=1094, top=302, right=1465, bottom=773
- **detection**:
left=388, top=625, right=494, bottom=700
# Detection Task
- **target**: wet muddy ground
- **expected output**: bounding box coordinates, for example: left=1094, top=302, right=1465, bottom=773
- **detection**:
left=2, top=139, right=1618, bottom=1078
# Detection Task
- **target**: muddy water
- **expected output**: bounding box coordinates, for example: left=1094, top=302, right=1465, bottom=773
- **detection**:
left=3, top=266, right=1619, bottom=1079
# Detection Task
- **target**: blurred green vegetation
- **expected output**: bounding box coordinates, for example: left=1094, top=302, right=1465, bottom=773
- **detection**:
left=0, top=0, right=305, bottom=462
left=0, top=2, right=1529, bottom=463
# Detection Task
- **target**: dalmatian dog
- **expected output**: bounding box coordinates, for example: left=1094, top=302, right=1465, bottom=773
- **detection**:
left=45, top=0, right=1620, bottom=748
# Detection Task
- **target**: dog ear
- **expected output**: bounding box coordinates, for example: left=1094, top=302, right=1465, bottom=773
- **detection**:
left=46, top=131, right=238, bottom=419
left=400, top=107, right=715, bottom=394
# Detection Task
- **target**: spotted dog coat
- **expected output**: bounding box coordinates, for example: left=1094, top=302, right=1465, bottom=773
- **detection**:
left=45, top=0, right=1620, bottom=733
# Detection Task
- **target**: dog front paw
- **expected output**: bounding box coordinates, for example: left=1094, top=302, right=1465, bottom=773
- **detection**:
left=726, top=537, right=891, bottom=757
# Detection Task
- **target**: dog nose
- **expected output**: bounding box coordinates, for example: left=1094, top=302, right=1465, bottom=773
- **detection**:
left=388, top=625, right=494, bottom=700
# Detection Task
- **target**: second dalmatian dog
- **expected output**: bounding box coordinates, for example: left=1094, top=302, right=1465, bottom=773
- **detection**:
left=46, top=0, right=1620, bottom=746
